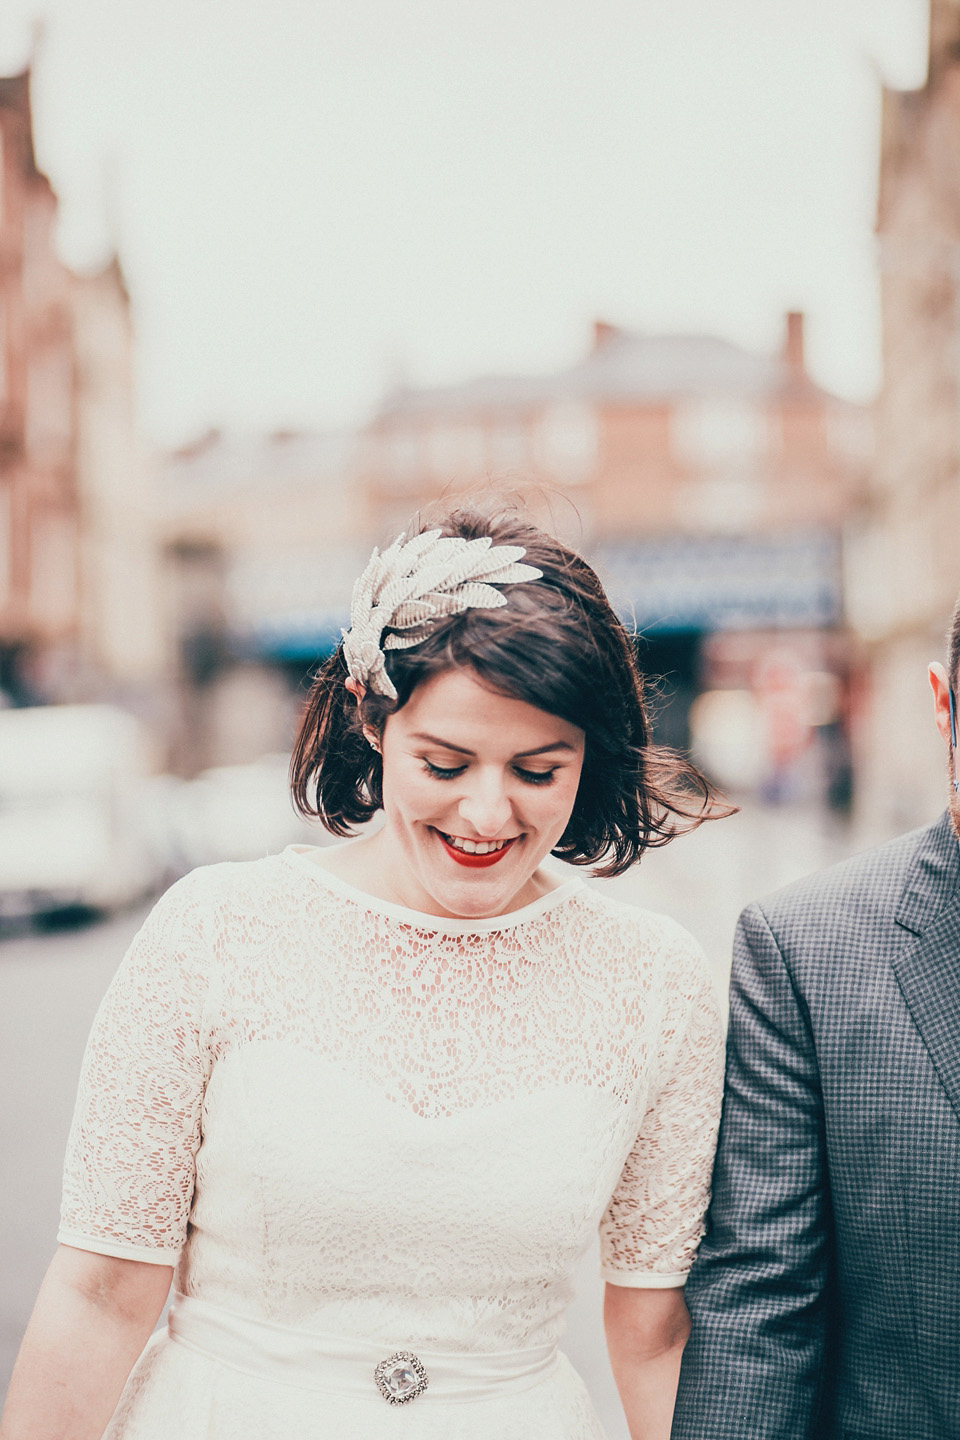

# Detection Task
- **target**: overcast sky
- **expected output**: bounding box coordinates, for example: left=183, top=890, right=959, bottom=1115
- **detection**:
left=0, top=0, right=930, bottom=445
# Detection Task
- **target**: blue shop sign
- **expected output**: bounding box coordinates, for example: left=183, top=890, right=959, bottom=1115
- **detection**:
left=593, top=531, right=841, bottom=632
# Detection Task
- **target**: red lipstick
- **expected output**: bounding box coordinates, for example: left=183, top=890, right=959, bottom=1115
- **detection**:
left=436, top=831, right=517, bottom=868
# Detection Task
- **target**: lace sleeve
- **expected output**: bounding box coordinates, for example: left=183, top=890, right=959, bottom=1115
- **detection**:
left=598, top=925, right=724, bottom=1287
left=58, top=874, right=214, bottom=1265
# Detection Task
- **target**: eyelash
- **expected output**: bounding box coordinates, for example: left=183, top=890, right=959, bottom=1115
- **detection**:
left=422, top=760, right=558, bottom=787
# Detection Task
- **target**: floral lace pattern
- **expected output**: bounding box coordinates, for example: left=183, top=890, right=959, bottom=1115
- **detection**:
left=59, top=849, right=723, bottom=1438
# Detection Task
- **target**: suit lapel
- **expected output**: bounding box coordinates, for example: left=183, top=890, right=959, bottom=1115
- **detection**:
left=891, top=814, right=960, bottom=1125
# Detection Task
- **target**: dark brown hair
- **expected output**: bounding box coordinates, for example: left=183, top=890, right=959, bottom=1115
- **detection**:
left=291, top=505, right=734, bottom=877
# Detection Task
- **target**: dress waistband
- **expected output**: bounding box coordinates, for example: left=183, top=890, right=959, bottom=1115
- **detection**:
left=167, top=1294, right=558, bottom=1405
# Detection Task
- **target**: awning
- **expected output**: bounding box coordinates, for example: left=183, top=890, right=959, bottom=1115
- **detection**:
left=593, top=531, right=841, bottom=632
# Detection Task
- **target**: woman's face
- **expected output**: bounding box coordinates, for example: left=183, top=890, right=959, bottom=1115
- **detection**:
left=371, top=667, right=585, bottom=919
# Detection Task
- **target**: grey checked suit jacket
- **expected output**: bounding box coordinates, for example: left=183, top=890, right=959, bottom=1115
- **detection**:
left=671, top=812, right=960, bottom=1440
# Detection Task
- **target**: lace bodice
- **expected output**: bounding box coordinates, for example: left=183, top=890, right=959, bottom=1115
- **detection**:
left=60, top=847, right=723, bottom=1358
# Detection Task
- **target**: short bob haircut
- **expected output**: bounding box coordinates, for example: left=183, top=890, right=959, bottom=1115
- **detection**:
left=291, top=505, right=733, bottom=878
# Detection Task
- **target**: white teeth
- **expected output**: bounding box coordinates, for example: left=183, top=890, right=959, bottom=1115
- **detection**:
left=442, top=833, right=509, bottom=855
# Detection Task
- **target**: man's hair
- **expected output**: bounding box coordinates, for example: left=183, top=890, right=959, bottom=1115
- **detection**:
left=951, top=593, right=960, bottom=692
left=290, top=503, right=734, bottom=878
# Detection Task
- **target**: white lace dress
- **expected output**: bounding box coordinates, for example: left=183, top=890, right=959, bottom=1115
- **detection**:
left=59, top=846, right=723, bottom=1440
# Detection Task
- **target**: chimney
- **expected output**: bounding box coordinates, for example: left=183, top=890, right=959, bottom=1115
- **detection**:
left=592, top=320, right=619, bottom=352
left=784, top=311, right=805, bottom=376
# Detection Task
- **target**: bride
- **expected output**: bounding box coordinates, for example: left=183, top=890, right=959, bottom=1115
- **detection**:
left=1, top=506, right=731, bottom=1440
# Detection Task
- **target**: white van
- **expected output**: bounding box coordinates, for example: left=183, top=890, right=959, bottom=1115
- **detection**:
left=0, top=704, right=161, bottom=919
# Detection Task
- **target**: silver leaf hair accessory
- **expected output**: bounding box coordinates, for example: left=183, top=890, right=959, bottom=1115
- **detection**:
left=342, top=530, right=542, bottom=700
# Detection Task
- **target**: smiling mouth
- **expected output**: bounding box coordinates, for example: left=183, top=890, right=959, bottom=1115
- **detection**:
left=435, top=830, right=519, bottom=868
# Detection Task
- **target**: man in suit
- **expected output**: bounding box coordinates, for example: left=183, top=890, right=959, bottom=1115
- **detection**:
left=671, top=623, right=960, bottom=1440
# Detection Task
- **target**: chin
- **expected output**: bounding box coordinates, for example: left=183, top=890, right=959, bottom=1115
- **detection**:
left=416, top=845, right=540, bottom=920
left=425, top=872, right=522, bottom=921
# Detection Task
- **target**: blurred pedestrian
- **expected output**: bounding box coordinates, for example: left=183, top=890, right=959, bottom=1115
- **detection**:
left=672, top=597, right=960, bottom=1438
left=1, top=506, right=732, bottom=1440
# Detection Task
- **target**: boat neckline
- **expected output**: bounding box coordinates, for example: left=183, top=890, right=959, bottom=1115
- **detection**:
left=281, top=843, right=585, bottom=933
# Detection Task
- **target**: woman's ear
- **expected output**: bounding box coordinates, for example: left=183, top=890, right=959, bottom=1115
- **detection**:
left=345, top=676, right=380, bottom=752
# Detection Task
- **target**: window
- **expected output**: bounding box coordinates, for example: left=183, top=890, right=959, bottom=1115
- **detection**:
left=487, top=419, right=529, bottom=473
left=426, top=422, right=484, bottom=480
left=535, top=403, right=598, bottom=485
left=30, top=512, right=76, bottom=629
left=674, top=476, right=762, bottom=533
left=0, top=485, right=10, bottom=606
left=382, top=425, right=421, bottom=481
left=826, top=405, right=873, bottom=466
left=22, top=200, right=55, bottom=311
left=26, top=347, right=74, bottom=463
left=672, top=399, right=768, bottom=469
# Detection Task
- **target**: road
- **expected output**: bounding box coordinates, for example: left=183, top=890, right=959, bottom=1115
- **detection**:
left=0, top=905, right=151, bottom=1403
left=0, top=801, right=861, bottom=1433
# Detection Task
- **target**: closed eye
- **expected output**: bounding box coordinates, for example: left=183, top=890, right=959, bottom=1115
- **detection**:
left=422, top=759, right=467, bottom=780
left=513, top=767, right=557, bottom=786
left=422, top=759, right=558, bottom=785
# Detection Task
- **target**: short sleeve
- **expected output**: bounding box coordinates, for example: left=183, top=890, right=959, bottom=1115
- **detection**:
left=58, top=874, right=213, bottom=1265
left=599, top=927, right=724, bottom=1288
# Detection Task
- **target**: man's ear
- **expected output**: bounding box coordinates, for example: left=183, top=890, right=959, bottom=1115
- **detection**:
left=929, top=662, right=954, bottom=750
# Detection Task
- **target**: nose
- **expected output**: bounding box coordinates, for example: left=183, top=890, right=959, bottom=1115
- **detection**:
left=456, top=767, right=515, bottom=837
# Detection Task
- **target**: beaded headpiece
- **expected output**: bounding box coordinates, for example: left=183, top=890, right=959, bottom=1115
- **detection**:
left=342, top=529, right=542, bottom=700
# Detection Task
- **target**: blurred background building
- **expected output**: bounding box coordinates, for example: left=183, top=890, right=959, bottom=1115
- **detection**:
left=0, top=68, right=78, bottom=704
left=843, top=0, right=960, bottom=837
left=2, top=0, right=959, bottom=872
left=155, top=313, right=872, bottom=808
left=143, top=0, right=960, bottom=837
left=0, top=68, right=163, bottom=714
left=158, top=427, right=363, bottom=773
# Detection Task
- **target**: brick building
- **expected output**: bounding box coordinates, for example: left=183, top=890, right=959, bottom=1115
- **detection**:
left=0, top=69, right=78, bottom=703
left=0, top=68, right=161, bottom=710
left=362, top=313, right=868, bottom=547
left=846, top=0, right=960, bottom=835
left=72, top=255, right=166, bottom=698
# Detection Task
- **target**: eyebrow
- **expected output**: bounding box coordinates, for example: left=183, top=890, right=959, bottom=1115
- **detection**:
left=410, top=733, right=577, bottom=759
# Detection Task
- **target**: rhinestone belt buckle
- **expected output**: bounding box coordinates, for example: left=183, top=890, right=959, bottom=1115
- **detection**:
left=374, top=1351, right=429, bottom=1405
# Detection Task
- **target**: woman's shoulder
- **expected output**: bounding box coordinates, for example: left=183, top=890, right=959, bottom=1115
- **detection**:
left=119, top=854, right=321, bottom=991
left=571, top=882, right=703, bottom=951
left=145, top=851, right=306, bottom=931
left=571, top=890, right=722, bottom=1066
left=549, top=889, right=720, bottom=1062
left=567, top=881, right=716, bottom=996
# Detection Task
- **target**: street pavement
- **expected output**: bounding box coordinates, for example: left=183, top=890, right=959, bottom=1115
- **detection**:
left=0, top=800, right=866, bottom=1432
left=0, top=904, right=151, bottom=1404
